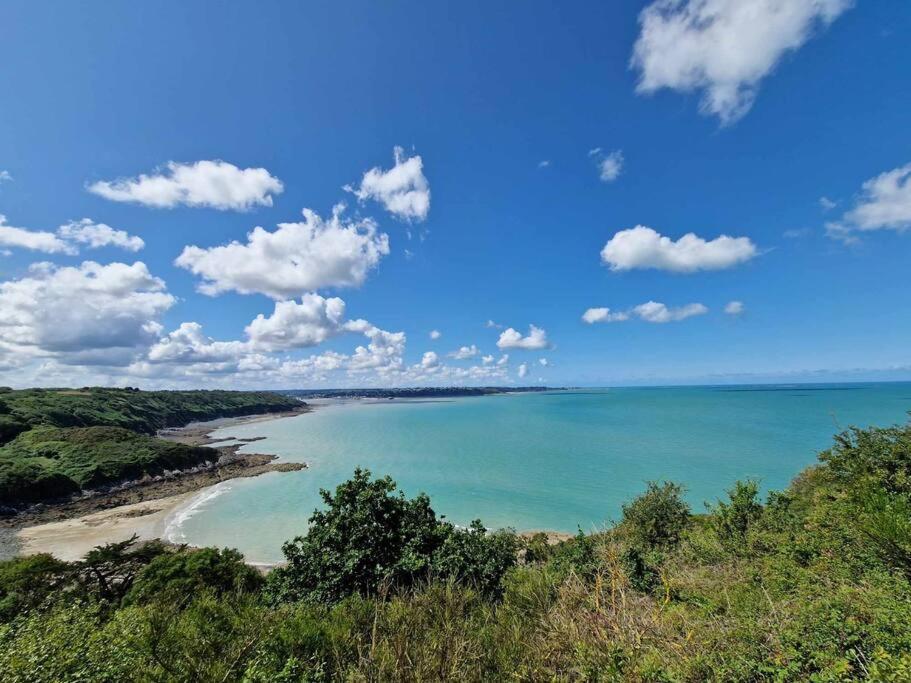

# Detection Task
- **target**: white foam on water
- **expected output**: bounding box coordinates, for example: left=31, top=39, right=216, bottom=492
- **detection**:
left=164, top=482, right=233, bottom=543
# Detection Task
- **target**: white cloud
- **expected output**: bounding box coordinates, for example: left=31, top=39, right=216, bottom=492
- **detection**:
left=347, top=326, right=407, bottom=376
left=724, top=300, right=745, bottom=315
left=582, top=307, right=630, bottom=324
left=0, top=171, right=12, bottom=183
left=429, top=329, right=441, bottom=340
left=517, top=363, right=529, bottom=379
left=421, top=351, right=440, bottom=369
left=147, top=322, right=249, bottom=365
left=601, top=225, right=757, bottom=272
left=449, top=344, right=480, bottom=360
left=819, top=196, right=837, bottom=211
left=485, top=319, right=503, bottom=329
left=827, top=163, right=911, bottom=242
left=244, top=294, right=350, bottom=351
left=176, top=204, right=390, bottom=299
left=631, top=0, right=852, bottom=124
left=482, top=354, right=494, bottom=364
left=497, top=354, right=510, bottom=366
left=538, top=160, right=551, bottom=169
left=0, top=261, right=174, bottom=361
left=633, top=301, right=708, bottom=323
left=0, top=215, right=75, bottom=254
left=592, top=149, right=624, bottom=182
left=57, top=218, right=144, bottom=252
left=538, top=358, right=549, bottom=367
left=88, top=160, right=283, bottom=210
left=583, top=301, right=709, bottom=325
left=346, top=146, right=430, bottom=222
left=497, top=325, right=550, bottom=350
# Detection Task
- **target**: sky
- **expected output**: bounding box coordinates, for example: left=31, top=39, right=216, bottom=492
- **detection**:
left=0, top=0, right=909, bottom=389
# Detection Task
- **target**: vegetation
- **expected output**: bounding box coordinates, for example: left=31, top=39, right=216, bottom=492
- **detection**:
left=0, top=387, right=302, bottom=508
left=0, top=426, right=216, bottom=505
left=2, top=420, right=911, bottom=680
left=0, top=387, right=301, bottom=444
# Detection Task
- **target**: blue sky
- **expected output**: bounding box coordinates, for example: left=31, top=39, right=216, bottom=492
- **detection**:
left=0, top=0, right=909, bottom=388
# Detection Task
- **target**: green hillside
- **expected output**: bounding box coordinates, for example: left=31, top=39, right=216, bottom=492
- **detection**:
left=0, top=426, right=217, bottom=505
left=0, top=387, right=301, bottom=444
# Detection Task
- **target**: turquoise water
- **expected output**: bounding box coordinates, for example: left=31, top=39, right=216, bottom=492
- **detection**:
left=166, top=384, right=911, bottom=563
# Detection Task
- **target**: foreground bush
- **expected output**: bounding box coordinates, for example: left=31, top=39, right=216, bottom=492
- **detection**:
left=267, top=468, right=517, bottom=604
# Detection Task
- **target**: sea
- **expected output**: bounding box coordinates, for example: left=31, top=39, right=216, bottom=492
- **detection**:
left=164, top=383, right=911, bottom=564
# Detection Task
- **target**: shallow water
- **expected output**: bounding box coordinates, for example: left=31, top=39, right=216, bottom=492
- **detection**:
left=166, top=384, right=911, bottom=563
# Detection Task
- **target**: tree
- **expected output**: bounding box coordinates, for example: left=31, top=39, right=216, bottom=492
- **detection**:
left=267, top=468, right=451, bottom=604
left=621, top=481, right=691, bottom=551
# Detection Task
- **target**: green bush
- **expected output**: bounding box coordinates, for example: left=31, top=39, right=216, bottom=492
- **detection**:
left=268, top=469, right=518, bottom=605
left=621, top=481, right=691, bottom=551
left=0, top=554, right=73, bottom=622
left=126, top=547, right=264, bottom=605
left=432, top=520, right=519, bottom=598
left=709, top=479, right=764, bottom=552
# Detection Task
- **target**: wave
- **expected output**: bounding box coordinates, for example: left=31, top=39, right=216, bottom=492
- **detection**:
left=163, top=482, right=233, bottom=544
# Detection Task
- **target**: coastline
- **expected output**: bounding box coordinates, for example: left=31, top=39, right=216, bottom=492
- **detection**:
left=4, top=407, right=310, bottom=561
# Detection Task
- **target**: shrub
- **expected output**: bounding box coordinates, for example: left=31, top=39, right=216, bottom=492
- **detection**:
left=621, top=481, right=691, bottom=551
left=126, top=547, right=264, bottom=605
left=432, top=521, right=519, bottom=598
left=0, top=554, right=74, bottom=621
left=709, top=479, right=764, bottom=552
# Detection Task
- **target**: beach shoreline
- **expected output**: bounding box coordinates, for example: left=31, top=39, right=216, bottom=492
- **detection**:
left=4, top=407, right=310, bottom=561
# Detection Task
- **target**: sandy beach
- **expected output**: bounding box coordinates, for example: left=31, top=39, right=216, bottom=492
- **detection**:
left=16, top=492, right=196, bottom=562
left=7, top=408, right=309, bottom=562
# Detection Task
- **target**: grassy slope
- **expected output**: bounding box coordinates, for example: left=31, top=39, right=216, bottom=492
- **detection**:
left=0, top=387, right=302, bottom=507
left=0, top=426, right=217, bottom=505
left=0, top=387, right=301, bottom=444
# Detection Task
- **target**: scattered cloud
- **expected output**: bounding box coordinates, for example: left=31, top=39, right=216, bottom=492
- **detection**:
left=633, top=301, right=708, bottom=323
left=0, top=170, right=12, bottom=183
left=538, top=358, right=549, bottom=367
left=584, top=301, right=708, bottom=324
left=88, top=160, right=283, bottom=211
left=590, top=149, right=624, bottom=182
left=429, top=329, right=441, bottom=340
left=421, top=351, right=440, bottom=369
left=601, top=225, right=757, bottom=272
left=482, top=354, right=494, bottom=364
left=827, top=163, right=911, bottom=242
left=0, top=215, right=75, bottom=254
left=631, top=0, right=852, bottom=124
left=346, top=146, right=430, bottom=222
left=517, top=362, right=528, bottom=379
left=582, top=307, right=630, bottom=324
left=783, top=228, right=811, bottom=239
left=724, top=300, right=745, bottom=315
left=176, top=204, right=390, bottom=299
left=485, top=319, right=504, bottom=329
left=0, top=261, right=174, bottom=363
left=497, top=325, right=551, bottom=350
left=449, top=344, right=480, bottom=360
left=819, top=196, right=837, bottom=211
left=57, top=219, right=144, bottom=252
left=538, top=160, right=551, bottom=169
